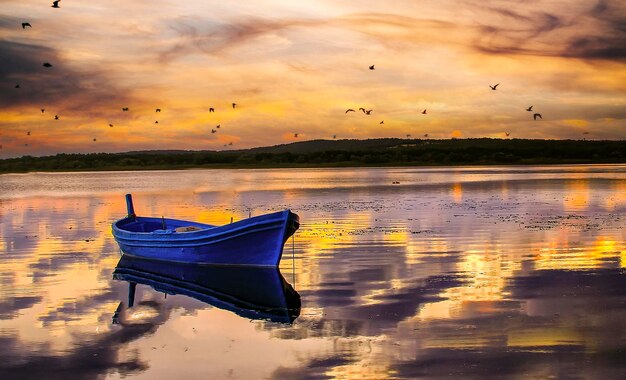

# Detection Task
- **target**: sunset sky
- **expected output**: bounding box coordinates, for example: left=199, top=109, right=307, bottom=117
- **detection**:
left=0, top=0, right=625, bottom=158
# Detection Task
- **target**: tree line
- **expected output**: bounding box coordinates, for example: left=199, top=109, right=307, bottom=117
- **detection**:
left=1, top=139, right=624, bottom=173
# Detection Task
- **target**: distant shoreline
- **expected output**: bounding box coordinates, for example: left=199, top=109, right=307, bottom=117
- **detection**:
left=1, top=138, right=624, bottom=174
left=3, top=160, right=626, bottom=175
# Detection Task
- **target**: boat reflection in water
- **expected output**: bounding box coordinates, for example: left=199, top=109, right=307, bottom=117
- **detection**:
left=112, top=255, right=301, bottom=324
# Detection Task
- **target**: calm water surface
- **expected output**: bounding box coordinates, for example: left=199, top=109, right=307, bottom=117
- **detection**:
left=1, top=165, right=625, bottom=379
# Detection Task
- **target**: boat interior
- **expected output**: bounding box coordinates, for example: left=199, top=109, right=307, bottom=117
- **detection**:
left=117, top=217, right=213, bottom=233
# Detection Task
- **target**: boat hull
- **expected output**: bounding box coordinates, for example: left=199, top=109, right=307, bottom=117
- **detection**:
left=112, top=210, right=299, bottom=267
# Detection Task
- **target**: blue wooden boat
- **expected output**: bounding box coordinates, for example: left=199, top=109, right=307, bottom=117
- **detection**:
left=113, top=254, right=300, bottom=323
left=112, top=194, right=299, bottom=267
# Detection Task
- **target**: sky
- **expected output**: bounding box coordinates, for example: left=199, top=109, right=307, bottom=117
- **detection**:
left=0, top=0, right=625, bottom=158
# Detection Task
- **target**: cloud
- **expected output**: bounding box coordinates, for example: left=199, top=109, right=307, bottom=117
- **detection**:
left=0, top=296, right=41, bottom=320
left=0, top=38, right=133, bottom=113
left=0, top=328, right=151, bottom=379
left=158, top=16, right=319, bottom=62
left=269, top=355, right=356, bottom=380
left=474, top=1, right=626, bottom=60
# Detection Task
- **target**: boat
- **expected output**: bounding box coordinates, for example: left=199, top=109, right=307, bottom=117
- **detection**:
left=112, top=194, right=299, bottom=267
left=113, top=254, right=301, bottom=323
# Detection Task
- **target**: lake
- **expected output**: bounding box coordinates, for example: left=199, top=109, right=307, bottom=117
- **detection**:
left=1, top=165, right=625, bottom=379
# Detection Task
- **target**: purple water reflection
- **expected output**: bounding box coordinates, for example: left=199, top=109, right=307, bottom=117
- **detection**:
left=0, top=165, right=625, bottom=378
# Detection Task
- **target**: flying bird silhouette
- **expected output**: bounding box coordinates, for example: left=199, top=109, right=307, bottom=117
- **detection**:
left=216, top=124, right=220, bottom=129
left=22, top=22, right=32, bottom=29
left=109, top=124, right=114, bottom=127
left=155, top=121, right=159, bottom=124
left=155, top=108, right=161, bottom=112
left=93, top=138, right=97, bottom=142
left=122, top=107, right=128, bottom=111
left=43, top=62, right=52, bottom=68
left=54, top=115, right=59, bottom=120
left=15, top=84, right=20, bottom=88
left=406, top=134, right=411, bottom=138
left=489, top=83, right=500, bottom=90
left=369, top=65, right=375, bottom=70
left=365, top=109, right=372, bottom=115
left=359, top=107, right=366, bottom=113
left=232, top=103, right=237, bottom=109
left=505, top=132, right=510, bottom=136
left=229, top=142, right=233, bottom=146
left=27, top=131, right=31, bottom=136
left=345, top=109, right=355, bottom=113
left=533, top=113, right=542, bottom=120
left=380, top=120, right=384, bottom=124
left=294, top=133, right=298, bottom=138
left=209, top=107, right=215, bottom=112
left=422, top=109, right=427, bottom=114
left=332, top=135, right=336, bottom=139
left=424, top=133, right=429, bottom=138
left=41, top=108, right=45, bottom=113
left=51, top=1, right=60, bottom=8
left=526, top=105, right=533, bottom=111
left=582, top=131, right=590, bottom=135
left=211, top=129, right=216, bottom=134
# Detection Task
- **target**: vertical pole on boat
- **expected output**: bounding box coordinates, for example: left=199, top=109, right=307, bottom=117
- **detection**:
left=161, top=216, right=166, bottom=229
left=125, top=194, right=136, bottom=220
left=128, top=282, right=136, bottom=308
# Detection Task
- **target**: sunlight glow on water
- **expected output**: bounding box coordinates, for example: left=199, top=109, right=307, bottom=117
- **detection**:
left=1, top=165, right=625, bottom=378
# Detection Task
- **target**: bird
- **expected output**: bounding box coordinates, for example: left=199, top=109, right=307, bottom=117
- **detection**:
left=582, top=131, right=590, bottom=135
left=51, top=1, right=60, bottom=8
left=22, top=22, right=32, bottom=29
left=156, top=108, right=161, bottom=112
left=41, top=108, right=45, bottom=113
left=422, top=109, right=427, bottom=114
left=216, top=124, right=220, bottom=129
left=406, top=134, right=411, bottom=138
left=155, top=121, right=159, bottom=124
left=526, top=105, right=533, bottom=111
left=332, top=134, right=337, bottom=139
left=345, top=109, right=355, bottom=113
left=209, top=107, right=215, bottom=112
left=489, top=83, right=500, bottom=90
left=211, top=129, right=216, bottom=133
left=294, top=133, right=298, bottom=138
left=369, top=65, right=375, bottom=70
left=15, top=84, right=20, bottom=88
left=93, top=138, right=97, bottom=142
left=27, top=131, right=31, bottom=136
left=424, top=133, right=429, bottom=138
left=365, top=110, right=372, bottom=115
left=122, top=107, right=129, bottom=111
left=228, top=142, right=233, bottom=146
left=54, top=115, right=59, bottom=120
left=380, top=120, right=384, bottom=124
left=505, top=132, right=510, bottom=136
left=359, top=107, right=366, bottom=113
left=109, top=123, right=114, bottom=127
left=43, top=62, right=52, bottom=68
left=232, top=103, right=237, bottom=109
left=533, top=113, right=542, bottom=120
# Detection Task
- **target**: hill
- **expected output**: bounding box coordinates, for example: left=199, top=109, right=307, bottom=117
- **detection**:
left=0, top=138, right=624, bottom=173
